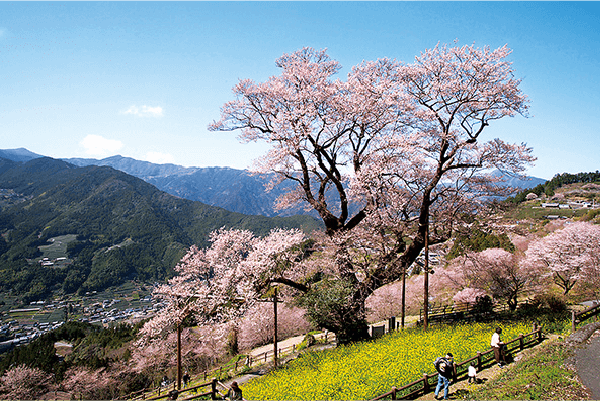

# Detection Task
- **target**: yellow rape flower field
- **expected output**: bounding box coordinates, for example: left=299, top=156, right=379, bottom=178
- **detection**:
left=242, top=322, right=533, bottom=400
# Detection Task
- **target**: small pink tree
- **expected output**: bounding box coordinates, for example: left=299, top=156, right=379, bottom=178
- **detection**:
left=60, top=367, right=118, bottom=400
left=0, top=365, right=54, bottom=400
left=139, top=227, right=307, bottom=340
left=525, top=221, right=600, bottom=295
left=442, top=247, right=541, bottom=310
left=137, top=227, right=308, bottom=370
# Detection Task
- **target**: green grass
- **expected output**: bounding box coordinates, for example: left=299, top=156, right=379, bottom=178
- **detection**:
left=242, top=321, right=538, bottom=401
left=37, top=234, right=78, bottom=259
left=508, top=205, right=587, bottom=221
left=464, top=339, right=591, bottom=400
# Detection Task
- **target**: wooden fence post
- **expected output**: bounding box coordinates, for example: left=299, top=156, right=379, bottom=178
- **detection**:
left=519, top=334, right=524, bottom=351
left=203, top=370, right=207, bottom=381
left=477, top=351, right=482, bottom=371
left=211, top=378, right=217, bottom=400
left=391, top=386, right=397, bottom=400
left=423, top=373, right=429, bottom=394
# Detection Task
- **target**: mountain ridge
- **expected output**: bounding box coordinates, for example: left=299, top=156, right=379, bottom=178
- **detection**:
left=0, top=157, right=321, bottom=301
left=1, top=148, right=547, bottom=218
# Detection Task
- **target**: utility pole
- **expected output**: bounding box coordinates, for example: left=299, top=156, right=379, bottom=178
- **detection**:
left=177, top=323, right=182, bottom=390
left=401, top=263, right=406, bottom=329
left=423, top=225, right=430, bottom=330
left=273, top=287, right=278, bottom=368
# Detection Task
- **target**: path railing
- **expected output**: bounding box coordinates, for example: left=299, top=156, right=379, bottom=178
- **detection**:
left=132, top=332, right=335, bottom=400
left=370, top=324, right=543, bottom=400
left=572, top=302, right=600, bottom=332
left=418, top=300, right=529, bottom=325
left=140, top=378, right=227, bottom=401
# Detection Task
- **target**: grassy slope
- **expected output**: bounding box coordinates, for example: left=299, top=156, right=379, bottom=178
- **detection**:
left=241, top=321, right=538, bottom=400
left=465, top=337, right=591, bottom=400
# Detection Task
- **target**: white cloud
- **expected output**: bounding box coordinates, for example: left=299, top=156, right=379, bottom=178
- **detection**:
left=122, top=105, right=164, bottom=118
left=145, top=151, right=175, bottom=164
left=80, top=134, right=123, bottom=157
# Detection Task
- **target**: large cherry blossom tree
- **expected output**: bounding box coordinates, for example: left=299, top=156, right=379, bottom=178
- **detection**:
left=206, top=43, right=534, bottom=341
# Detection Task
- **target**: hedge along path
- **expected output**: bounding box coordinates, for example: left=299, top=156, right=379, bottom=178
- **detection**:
left=241, top=322, right=538, bottom=401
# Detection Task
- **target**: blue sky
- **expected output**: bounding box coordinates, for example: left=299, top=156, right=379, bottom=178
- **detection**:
left=1, top=2, right=599, bottom=180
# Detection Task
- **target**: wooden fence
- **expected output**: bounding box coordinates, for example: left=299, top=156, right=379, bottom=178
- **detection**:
left=122, top=324, right=544, bottom=401
left=418, top=300, right=529, bottom=325
left=370, top=324, right=543, bottom=400
left=572, top=302, right=600, bottom=332
left=140, top=378, right=230, bottom=401
left=132, top=332, right=335, bottom=400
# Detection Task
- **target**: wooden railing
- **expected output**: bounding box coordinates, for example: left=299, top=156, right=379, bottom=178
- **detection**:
left=572, top=302, right=600, bottom=332
left=132, top=332, right=335, bottom=400
left=370, top=325, right=544, bottom=400
left=418, top=302, right=473, bottom=323
left=418, top=300, right=529, bottom=324
left=139, top=378, right=225, bottom=401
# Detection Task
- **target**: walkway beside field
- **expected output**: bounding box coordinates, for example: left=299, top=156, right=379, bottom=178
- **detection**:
left=221, top=332, right=335, bottom=388
left=416, top=334, right=560, bottom=401
left=415, top=360, right=508, bottom=400
left=415, top=324, right=600, bottom=401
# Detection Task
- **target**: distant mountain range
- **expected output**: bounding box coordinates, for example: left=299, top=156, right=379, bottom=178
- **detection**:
left=0, top=147, right=548, bottom=300
left=65, top=155, right=300, bottom=217
left=0, top=155, right=320, bottom=301
left=0, top=148, right=548, bottom=218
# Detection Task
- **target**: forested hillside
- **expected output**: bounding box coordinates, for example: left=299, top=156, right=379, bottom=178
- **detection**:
left=510, top=171, right=600, bottom=202
left=0, top=157, right=321, bottom=301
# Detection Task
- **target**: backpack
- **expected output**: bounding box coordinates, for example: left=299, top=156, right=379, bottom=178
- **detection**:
left=434, top=357, right=449, bottom=374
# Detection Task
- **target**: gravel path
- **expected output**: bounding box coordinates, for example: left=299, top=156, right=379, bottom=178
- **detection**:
left=570, top=322, right=600, bottom=400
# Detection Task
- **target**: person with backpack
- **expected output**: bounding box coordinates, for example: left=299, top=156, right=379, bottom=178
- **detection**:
left=434, top=352, right=454, bottom=400
left=226, top=381, right=243, bottom=400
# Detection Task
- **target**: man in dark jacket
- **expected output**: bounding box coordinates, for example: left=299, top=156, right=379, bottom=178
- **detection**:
left=434, top=353, right=454, bottom=400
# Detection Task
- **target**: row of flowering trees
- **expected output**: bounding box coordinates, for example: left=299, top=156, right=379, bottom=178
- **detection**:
left=365, top=221, right=600, bottom=319
left=140, top=42, right=534, bottom=348
left=2, top=220, right=597, bottom=400
left=447, top=221, right=600, bottom=305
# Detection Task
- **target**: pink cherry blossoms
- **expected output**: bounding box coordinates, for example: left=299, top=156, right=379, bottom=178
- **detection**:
left=524, top=221, right=600, bottom=295
left=139, top=227, right=307, bottom=343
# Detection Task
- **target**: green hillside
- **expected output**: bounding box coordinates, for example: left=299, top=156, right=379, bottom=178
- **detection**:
left=0, top=157, right=321, bottom=301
